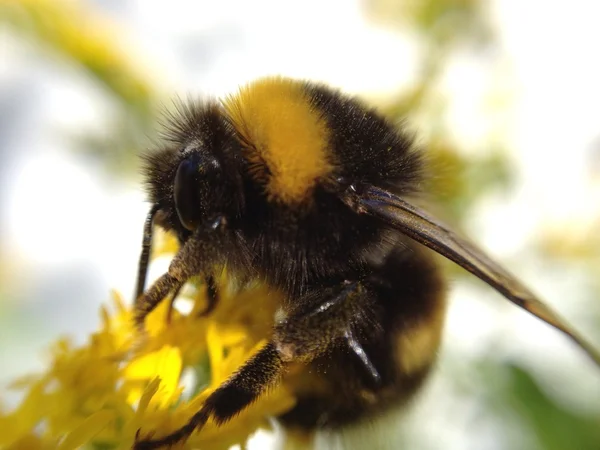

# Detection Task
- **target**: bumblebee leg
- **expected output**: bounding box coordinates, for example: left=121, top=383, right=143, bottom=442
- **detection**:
left=165, top=283, right=184, bottom=324
left=134, top=272, right=183, bottom=329
left=165, top=275, right=219, bottom=323
left=134, top=216, right=229, bottom=329
left=198, top=274, right=219, bottom=316
left=273, top=281, right=379, bottom=371
left=344, top=328, right=381, bottom=384
left=135, top=281, right=377, bottom=449
left=134, top=343, right=284, bottom=449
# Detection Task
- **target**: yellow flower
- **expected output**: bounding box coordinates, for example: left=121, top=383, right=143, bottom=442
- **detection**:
left=0, top=235, right=296, bottom=449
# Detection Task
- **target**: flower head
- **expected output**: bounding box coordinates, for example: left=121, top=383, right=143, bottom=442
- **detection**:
left=1, top=231, right=295, bottom=449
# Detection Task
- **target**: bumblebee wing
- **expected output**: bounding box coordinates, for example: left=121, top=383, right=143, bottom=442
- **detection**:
left=344, top=185, right=600, bottom=367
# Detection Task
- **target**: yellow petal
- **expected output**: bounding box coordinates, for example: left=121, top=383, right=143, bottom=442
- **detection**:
left=125, top=346, right=182, bottom=407
left=111, top=289, right=127, bottom=314
left=0, top=381, right=50, bottom=446
left=100, top=305, right=111, bottom=331
left=135, top=377, right=160, bottom=420
left=56, top=409, right=116, bottom=450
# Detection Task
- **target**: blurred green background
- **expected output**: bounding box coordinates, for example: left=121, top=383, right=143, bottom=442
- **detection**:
left=0, top=0, right=599, bottom=449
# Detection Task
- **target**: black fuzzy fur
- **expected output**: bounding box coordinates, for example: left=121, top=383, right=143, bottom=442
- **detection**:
left=137, top=80, right=446, bottom=445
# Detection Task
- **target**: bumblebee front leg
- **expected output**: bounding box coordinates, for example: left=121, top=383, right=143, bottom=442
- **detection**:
left=134, top=343, right=284, bottom=450
left=134, top=280, right=377, bottom=449
left=134, top=216, right=228, bottom=329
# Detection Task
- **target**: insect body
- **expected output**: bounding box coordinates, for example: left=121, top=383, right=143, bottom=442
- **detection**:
left=133, top=77, right=600, bottom=449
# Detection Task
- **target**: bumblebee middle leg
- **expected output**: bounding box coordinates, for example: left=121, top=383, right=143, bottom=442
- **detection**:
left=272, top=281, right=380, bottom=378
left=134, top=280, right=377, bottom=449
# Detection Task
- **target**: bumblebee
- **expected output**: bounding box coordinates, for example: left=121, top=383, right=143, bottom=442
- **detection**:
left=133, top=77, right=600, bottom=449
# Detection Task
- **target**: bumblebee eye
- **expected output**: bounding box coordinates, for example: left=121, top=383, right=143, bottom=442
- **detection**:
left=174, top=158, right=202, bottom=231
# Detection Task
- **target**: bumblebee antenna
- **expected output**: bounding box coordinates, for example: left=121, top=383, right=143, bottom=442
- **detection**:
left=135, top=203, right=160, bottom=300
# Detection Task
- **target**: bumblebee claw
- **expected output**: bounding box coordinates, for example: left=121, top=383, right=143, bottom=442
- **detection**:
left=196, top=275, right=219, bottom=317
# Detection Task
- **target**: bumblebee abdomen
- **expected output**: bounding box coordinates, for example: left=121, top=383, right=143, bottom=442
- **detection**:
left=278, top=244, right=446, bottom=431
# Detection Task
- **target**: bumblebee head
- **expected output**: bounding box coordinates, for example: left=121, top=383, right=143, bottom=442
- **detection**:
left=143, top=102, right=244, bottom=241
